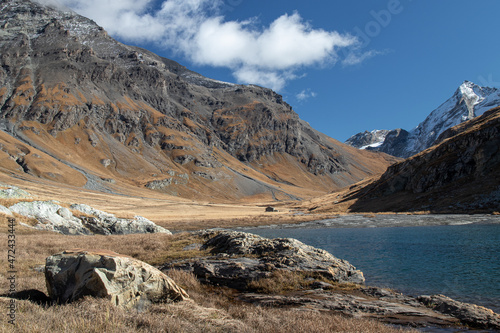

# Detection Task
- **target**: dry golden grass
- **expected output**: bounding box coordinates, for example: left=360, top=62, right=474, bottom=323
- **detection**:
left=0, top=215, right=414, bottom=333
left=0, top=172, right=339, bottom=232
left=0, top=295, right=415, bottom=333
left=247, top=270, right=362, bottom=295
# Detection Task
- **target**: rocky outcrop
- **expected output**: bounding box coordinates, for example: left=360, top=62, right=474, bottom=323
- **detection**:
left=8, top=201, right=170, bottom=235
left=0, top=185, right=31, bottom=199
left=240, top=288, right=460, bottom=328
left=162, top=230, right=364, bottom=290
left=160, top=230, right=499, bottom=329
left=9, top=201, right=92, bottom=235
left=45, top=249, right=188, bottom=309
left=70, top=203, right=171, bottom=235
left=240, top=287, right=500, bottom=329
left=418, top=294, right=500, bottom=330
left=0, top=0, right=395, bottom=200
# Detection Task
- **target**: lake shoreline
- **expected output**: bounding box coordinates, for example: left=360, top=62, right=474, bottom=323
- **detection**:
left=232, top=213, right=500, bottom=231
left=235, top=221, right=500, bottom=316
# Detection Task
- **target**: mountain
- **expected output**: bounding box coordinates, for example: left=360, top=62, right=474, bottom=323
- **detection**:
left=344, top=130, right=389, bottom=150
left=304, top=106, right=500, bottom=213
left=0, top=0, right=397, bottom=201
left=345, top=81, right=500, bottom=158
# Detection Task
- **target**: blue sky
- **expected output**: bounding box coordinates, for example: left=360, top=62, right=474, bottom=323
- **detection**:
left=47, top=0, right=500, bottom=141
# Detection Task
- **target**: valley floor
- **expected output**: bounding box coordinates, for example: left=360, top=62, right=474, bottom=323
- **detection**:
left=1, top=177, right=499, bottom=332
left=0, top=173, right=336, bottom=231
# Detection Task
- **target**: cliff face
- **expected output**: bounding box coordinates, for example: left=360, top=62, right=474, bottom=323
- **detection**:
left=0, top=0, right=396, bottom=201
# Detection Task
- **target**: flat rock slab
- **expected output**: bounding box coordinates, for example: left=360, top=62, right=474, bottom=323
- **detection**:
left=418, top=294, right=500, bottom=330
left=240, top=290, right=459, bottom=328
left=45, top=249, right=188, bottom=310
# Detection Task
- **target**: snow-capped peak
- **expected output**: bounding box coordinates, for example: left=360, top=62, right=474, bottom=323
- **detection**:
left=459, top=81, right=485, bottom=120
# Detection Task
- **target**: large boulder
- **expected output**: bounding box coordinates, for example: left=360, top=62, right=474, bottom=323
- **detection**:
left=163, top=230, right=364, bottom=290
left=45, top=249, right=188, bottom=309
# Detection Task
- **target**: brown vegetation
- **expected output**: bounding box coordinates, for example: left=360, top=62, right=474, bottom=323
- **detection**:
left=0, top=216, right=413, bottom=332
left=247, top=270, right=361, bottom=295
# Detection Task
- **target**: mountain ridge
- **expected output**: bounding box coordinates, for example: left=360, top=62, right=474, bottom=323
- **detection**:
left=346, top=81, right=500, bottom=158
left=0, top=0, right=397, bottom=201
left=304, top=106, right=500, bottom=213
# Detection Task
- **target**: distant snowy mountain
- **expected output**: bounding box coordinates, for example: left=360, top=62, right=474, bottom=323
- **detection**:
left=345, top=81, right=500, bottom=158
left=345, top=130, right=389, bottom=150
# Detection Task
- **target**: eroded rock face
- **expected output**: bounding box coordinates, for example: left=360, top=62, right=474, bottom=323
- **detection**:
left=45, top=249, right=188, bottom=309
left=163, top=230, right=364, bottom=290
left=240, top=289, right=460, bottom=328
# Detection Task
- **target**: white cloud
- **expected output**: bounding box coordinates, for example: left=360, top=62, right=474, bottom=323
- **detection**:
left=234, top=67, right=299, bottom=92
left=48, top=0, right=365, bottom=90
left=296, top=89, right=317, bottom=101
left=342, top=49, right=384, bottom=66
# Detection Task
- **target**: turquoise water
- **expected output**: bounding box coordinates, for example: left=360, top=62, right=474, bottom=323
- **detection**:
left=240, top=221, right=500, bottom=313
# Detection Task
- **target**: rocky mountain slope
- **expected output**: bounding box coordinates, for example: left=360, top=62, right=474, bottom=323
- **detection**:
left=305, top=106, right=500, bottom=213
left=346, top=81, right=500, bottom=158
left=0, top=0, right=396, bottom=201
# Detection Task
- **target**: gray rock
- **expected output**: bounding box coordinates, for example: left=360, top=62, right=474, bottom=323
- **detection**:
left=111, top=215, right=171, bottom=235
left=201, top=230, right=365, bottom=284
left=69, top=204, right=115, bottom=220
left=171, top=257, right=271, bottom=290
left=71, top=204, right=172, bottom=235
left=9, top=201, right=91, bottom=235
left=100, top=159, right=111, bottom=167
left=57, top=207, right=73, bottom=219
left=145, top=178, right=172, bottom=190
left=418, top=294, right=500, bottom=330
left=311, top=281, right=335, bottom=290
left=163, top=230, right=364, bottom=290
left=0, top=186, right=31, bottom=199
left=45, top=249, right=188, bottom=309
left=240, top=290, right=459, bottom=328
left=8, top=201, right=171, bottom=235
